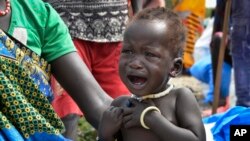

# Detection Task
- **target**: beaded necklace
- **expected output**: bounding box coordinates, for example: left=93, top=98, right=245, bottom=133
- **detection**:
left=0, top=0, right=10, bottom=16
left=131, top=85, right=174, bottom=102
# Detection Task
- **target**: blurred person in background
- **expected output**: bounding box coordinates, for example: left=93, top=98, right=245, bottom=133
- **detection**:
left=230, top=0, right=250, bottom=107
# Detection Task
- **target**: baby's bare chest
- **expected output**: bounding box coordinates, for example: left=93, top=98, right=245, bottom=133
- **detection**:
left=120, top=96, right=179, bottom=141
left=154, top=95, right=179, bottom=124
left=121, top=127, right=160, bottom=141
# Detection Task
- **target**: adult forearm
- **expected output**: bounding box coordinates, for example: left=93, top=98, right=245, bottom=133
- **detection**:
left=51, top=52, right=112, bottom=128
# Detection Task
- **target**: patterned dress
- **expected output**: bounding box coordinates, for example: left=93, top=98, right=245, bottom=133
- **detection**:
left=0, top=29, right=69, bottom=141
left=45, top=0, right=128, bottom=42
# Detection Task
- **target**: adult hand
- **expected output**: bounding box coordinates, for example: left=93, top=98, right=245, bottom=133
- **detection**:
left=122, top=98, right=155, bottom=128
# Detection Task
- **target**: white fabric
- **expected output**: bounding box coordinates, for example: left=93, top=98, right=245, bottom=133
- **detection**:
left=204, top=123, right=216, bottom=141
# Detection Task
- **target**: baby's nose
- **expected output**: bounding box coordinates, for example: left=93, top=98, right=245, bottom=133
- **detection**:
left=129, top=59, right=143, bottom=69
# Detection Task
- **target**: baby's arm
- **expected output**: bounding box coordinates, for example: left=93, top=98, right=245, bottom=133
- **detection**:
left=144, top=88, right=206, bottom=141
left=98, top=97, right=127, bottom=141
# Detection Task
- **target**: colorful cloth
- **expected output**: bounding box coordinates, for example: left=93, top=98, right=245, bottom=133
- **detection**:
left=44, top=0, right=129, bottom=42
left=173, top=0, right=205, bottom=18
left=173, top=0, right=206, bottom=69
left=0, top=29, right=69, bottom=141
left=8, top=0, right=76, bottom=62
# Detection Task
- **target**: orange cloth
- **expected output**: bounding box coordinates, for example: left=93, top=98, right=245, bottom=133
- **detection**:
left=173, top=0, right=206, bottom=69
left=173, top=0, right=206, bottom=18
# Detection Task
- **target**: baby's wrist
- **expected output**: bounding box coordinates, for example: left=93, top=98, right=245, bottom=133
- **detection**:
left=144, top=110, right=161, bottom=126
left=140, top=106, right=161, bottom=129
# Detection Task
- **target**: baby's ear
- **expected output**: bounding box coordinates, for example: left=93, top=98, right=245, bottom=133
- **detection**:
left=169, top=57, right=183, bottom=77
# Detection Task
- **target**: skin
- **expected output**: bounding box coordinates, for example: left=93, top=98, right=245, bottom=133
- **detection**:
left=131, top=0, right=166, bottom=14
left=98, top=20, right=206, bottom=141
left=120, top=20, right=174, bottom=96
left=0, top=0, right=112, bottom=129
left=0, top=0, right=11, bottom=31
left=142, top=0, right=166, bottom=9
left=51, top=53, right=112, bottom=128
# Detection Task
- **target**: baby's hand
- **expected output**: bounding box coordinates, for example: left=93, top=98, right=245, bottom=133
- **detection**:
left=98, top=106, right=123, bottom=139
left=122, top=98, right=155, bottom=129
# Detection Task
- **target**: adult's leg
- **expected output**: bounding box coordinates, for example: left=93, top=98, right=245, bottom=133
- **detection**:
left=231, top=21, right=250, bottom=107
left=61, top=114, right=81, bottom=140
left=51, top=92, right=82, bottom=140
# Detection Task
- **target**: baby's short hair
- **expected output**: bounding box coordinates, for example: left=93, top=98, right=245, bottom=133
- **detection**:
left=131, top=7, right=186, bottom=57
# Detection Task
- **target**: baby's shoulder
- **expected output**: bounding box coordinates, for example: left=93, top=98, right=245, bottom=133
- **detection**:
left=172, top=87, right=193, bottom=95
left=111, top=95, right=131, bottom=107
left=171, top=86, right=197, bottom=104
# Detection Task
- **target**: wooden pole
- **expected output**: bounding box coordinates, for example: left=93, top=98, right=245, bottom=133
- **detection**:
left=212, top=0, right=232, bottom=114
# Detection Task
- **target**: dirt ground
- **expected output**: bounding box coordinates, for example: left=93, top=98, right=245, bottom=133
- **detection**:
left=169, top=75, right=205, bottom=100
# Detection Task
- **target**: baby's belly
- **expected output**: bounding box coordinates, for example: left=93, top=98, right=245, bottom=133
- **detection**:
left=122, top=127, right=160, bottom=141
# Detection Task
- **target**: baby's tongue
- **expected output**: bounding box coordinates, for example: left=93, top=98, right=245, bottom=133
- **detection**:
left=131, top=76, right=146, bottom=85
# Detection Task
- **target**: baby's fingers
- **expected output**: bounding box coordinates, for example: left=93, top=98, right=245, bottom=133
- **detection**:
left=123, top=114, right=132, bottom=124
left=113, top=107, right=123, bottom=115
left=123, top=117, right=136, bottom=129
left=122, top=107, right=133, bottom=116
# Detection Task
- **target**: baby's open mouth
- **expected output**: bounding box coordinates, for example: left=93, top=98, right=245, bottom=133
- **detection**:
left=127, top=75, right=147, bottom=85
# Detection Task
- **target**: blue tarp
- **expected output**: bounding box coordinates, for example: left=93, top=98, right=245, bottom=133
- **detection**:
left=203, top=106, right=250, bottom=141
